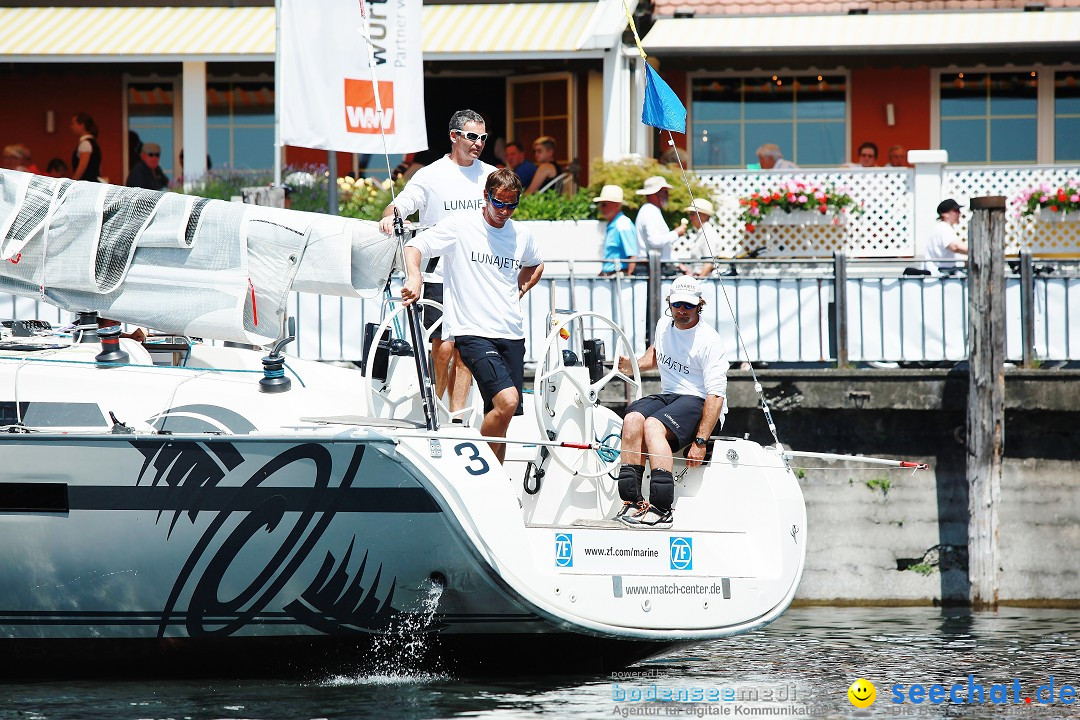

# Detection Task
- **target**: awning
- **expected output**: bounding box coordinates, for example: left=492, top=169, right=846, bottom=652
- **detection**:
left=0, top=3, right=625, bottom=63
left=0, top=6, right=277, bottom=61
left=642, top=10, right=1080, bottom=54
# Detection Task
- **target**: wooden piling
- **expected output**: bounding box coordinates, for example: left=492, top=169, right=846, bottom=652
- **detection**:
left=966, top=195, right=1006, bottom=610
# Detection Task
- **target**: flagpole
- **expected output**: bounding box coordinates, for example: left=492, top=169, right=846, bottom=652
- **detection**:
left=273, top=0, right=283, bottom=186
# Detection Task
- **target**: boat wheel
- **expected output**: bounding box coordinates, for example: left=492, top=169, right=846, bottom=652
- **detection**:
left=363, top=300, right=481, bottom=426
left=532, top=311, right=641, bottom=478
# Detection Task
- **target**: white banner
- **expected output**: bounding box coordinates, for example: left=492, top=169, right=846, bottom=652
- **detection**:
left=279, top=0, right=427, bottom=154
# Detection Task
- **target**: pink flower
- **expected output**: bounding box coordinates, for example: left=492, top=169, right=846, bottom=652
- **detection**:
left=797, top=195, right=808, bottom=204
left=750, top=207, right=760, bottom=217
left=1071, top=194, right=1079, bottom=203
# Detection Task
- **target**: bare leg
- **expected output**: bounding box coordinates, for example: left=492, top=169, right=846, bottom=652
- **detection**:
left=449, top=347, right=473, bottom=414
left=618, top=412, right=648, bottom=467
left=643, top=417, right=677, bottom=473
left=431, top=337, right=453, bottom=401
left=481, top=386, right=519, bottom=463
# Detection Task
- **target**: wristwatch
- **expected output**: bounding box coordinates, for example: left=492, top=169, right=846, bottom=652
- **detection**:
left=694, top=437, right=707, bottom=447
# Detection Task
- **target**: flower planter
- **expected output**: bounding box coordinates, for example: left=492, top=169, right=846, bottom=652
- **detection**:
left=1039, top=210, right=1078, bottom=223
left=760, top=209, right=846, bottom=226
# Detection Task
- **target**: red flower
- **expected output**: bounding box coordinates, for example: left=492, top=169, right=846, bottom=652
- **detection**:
left=750, top=199, right=759, bottom=207
left=818, top=204, right=828, bottom=214
left=745, top=223, right=756, bottom=233
left=739, top=198, right=748, bottom=206
left=1058, top=190, right=1068, bottom=202
left=1049, top=205, right=1059, bottom=212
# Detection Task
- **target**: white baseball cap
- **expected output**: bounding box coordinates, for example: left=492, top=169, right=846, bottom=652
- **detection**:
left=668, top=275, right=703, bottom=305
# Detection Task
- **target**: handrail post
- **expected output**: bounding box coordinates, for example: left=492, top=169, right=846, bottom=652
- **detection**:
left=646, top=250, right=661, bottom=347
left=832, top=250, right=848, bottom=368
left=966, top=195, right=1006, bottom=610
left=1019, top=249, right=1035, bottom=368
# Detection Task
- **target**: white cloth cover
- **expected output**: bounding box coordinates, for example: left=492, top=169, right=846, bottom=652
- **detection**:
left=0, top=170, right=397, bottom=345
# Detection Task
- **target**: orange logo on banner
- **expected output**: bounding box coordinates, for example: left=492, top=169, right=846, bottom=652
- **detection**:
left=344, top=79, right=396, bottom=134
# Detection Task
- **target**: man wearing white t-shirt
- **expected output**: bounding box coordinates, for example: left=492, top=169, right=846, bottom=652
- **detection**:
left=925, top=198, right=968, bottom=275
left=402, top=169, right=544, bottom=463
left=380, top=109, right=496, bottom=416
left=614, top=275, right=728, bottom=528
left=635, top=175, right=686, bottom=275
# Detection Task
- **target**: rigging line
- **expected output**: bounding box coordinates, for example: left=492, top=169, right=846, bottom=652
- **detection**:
left=357, top=0, right=398, bottom=203
left=659, top=129, right=784, bottom=451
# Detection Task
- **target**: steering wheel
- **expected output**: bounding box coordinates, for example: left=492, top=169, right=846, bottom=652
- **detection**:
left=363, top=299, right=481, bottom=426
left=532, top=311, right=641, bottom=478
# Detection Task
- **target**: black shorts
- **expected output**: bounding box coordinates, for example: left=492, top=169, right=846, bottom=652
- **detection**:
left=625, top=393, right=706, bottom=451
left=419, top=282, right=443, bottom=333
left=454, top=335, right=525, bottom=415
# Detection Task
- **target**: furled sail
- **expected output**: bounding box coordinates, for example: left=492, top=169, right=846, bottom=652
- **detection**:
left=0, top=170, right=396, bottom=345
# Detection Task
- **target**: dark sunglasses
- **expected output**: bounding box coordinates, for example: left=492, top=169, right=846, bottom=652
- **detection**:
left=454, top=130, right=488, bottom=143
left=488, top=196, right=519, bottom=210
left=145, top=152, right=160, bottom=157
left=671, top=301, right=699, bottom=310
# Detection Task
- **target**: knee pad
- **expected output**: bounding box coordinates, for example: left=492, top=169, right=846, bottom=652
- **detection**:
left=649, top=469, right=674, bottom=510
left=618, top=464, right=645, bottom=503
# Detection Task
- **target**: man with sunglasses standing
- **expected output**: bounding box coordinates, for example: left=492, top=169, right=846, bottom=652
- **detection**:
left=125, top=142, right=169, bottom=190
left=401, top=169, right=544, bottom=463
left=613, top=275, right=728, bottom=528
left=635, top=175, right=686, bottom=276
left=380, top=110, right=496, bottom=419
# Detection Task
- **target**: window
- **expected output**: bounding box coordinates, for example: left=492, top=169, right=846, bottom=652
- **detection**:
left=207, top=80, right=276, bottom=172
left=508, top=74, right=572, bottom=172
left=1056, top=71, right=1080, bottom=163
left=127, top=81, right=176, bottom=178
left=939, top=71, right=1037, bottom=164
left=690, top=74, right=847, bottom=169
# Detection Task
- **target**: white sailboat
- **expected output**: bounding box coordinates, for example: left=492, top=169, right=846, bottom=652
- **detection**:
left=0, top=168, right=808, bottom=676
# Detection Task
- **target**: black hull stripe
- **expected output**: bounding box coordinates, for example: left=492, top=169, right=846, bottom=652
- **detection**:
left=63, top=486, right=442, bottom=512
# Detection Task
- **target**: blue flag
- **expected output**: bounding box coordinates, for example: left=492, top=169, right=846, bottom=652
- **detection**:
left=642, top=63, right=686, bottom=133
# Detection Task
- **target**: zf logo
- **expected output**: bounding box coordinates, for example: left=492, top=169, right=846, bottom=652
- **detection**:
left=670, top=537, right=692, bottom=571
left=555, top=533, right=573, bottom=567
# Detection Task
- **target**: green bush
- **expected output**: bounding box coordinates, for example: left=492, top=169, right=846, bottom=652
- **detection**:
left=513, top=188, right=595, bottom=221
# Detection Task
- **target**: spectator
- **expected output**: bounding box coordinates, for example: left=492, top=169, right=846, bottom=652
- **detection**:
left=925, top=198, right=968, bottom=275
left=128, top=130, right=143, bottom=171
left=595, top=185, right=639, bottom=277
left=504, top=141, right=536, bottom=188
left=524, top=136, right=560, bottom=194
left=635, top=175, right=686, bottom=274
left=755, top=143, right=796, bottom=170
left=70, top=112, right=102, bottom=182
left=401, top=169, right=543, bottom=463
left=679, top=198, right=717, bottom=277
left=613, top=275, right=729, bottom=528
left=856, top=142, right=879, bottom=167
left=177, top=149, right=213, bottom=181
left=45, top=158, right=69, bottom=178
left=2, top=144, right=39, bottom=174
left=379, top=109, right=496, bottom=417
left=887, top=144, right=910, bottom=168
left=126, top=142, right=169, bottom=190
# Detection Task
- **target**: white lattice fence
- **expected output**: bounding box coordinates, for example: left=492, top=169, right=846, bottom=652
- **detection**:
left=944, top=166, right=1080, bottom=256
left=688, top=169, right=915, bottom=259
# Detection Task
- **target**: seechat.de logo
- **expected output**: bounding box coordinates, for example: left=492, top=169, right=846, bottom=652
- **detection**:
left=555, top=532, right=573, bottom=567
left=670, top=536, right=693, bottom=571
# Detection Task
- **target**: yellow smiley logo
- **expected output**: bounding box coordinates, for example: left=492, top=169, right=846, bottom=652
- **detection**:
left=848, top=678, right=876, bottom=708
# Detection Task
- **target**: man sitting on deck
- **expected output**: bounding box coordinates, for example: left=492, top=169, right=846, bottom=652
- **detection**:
left=614, top=275, right=729, bottom=528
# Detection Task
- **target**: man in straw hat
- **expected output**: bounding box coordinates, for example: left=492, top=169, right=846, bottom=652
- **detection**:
left=678, top=197, right=717, bottom=277
left=614, top=275, right=728, bottom=529
left=635, top=175, right=686, bottom=274
left=595, top=185, right=640, bottom=277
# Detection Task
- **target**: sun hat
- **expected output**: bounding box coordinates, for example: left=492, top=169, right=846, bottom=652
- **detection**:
left=667, top=275, right=703, bottom=305
left=683, top=198, right=715, bottom=217
left=635, top=175, right=675, bottom=196
left=592, top=185, right=626, bottom=204
left=142, top=142, right=161, bottom=154
left=936, top=198, right=963, bottom=215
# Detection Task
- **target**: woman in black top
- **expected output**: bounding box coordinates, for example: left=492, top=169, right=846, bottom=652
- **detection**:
left=70, top=112, right=102, bottom=182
